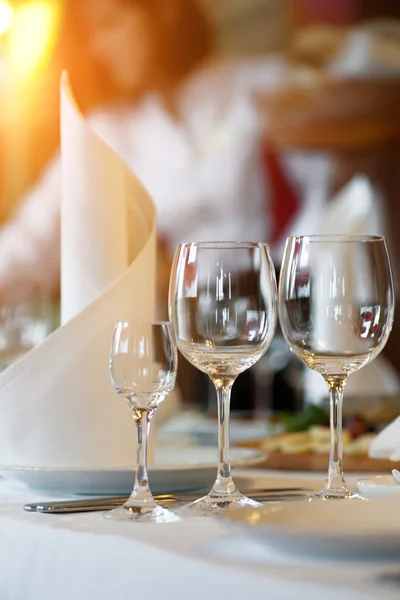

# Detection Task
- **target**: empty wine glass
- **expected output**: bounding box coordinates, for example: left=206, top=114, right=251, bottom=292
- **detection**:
left=279, top=235, right=395, bottom=500
left=0, top=288, right=55, bottom=371
left=169, top=242, right=277, bottom=515
left=107, top=321, right=179, bottom=522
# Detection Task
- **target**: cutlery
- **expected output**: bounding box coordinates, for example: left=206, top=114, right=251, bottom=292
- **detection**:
left=24, top=487, right=311, bottom=514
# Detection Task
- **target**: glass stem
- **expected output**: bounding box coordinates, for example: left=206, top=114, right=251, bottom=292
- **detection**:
left=126, top=407, right=155, bottom=508
left=324, top=376, right=349, bottom=496
left=211, top=380, right=237, bottom=497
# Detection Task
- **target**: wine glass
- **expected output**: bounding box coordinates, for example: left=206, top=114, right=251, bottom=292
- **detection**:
left=279, top=235, right=395, bottom=500
left=169, top=242, right=277, bottom=515
left=107, top=321, right=179, bottom=523
left=0, top=287, right=55, bottom=371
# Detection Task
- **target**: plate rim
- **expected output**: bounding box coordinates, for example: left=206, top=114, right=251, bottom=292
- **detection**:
left=357, top=474, right=397, bottom=489
left=222, top=500, right=400, bottom=542
left=0, top=447, right=266, bottom=474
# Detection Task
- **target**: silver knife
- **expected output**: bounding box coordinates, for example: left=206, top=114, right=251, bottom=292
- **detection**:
left=24, top=487, right=311, bottom=513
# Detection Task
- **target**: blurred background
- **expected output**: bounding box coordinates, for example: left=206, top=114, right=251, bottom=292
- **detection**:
left=1, top=0, right=400, bottom=223
left=1, top=0, right=400, bottom=445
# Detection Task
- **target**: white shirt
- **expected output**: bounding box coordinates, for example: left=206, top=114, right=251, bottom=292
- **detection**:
left=0, top=57, right=332, bottom=298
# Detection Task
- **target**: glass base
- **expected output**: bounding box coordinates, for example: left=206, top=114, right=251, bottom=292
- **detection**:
left=178, top=489, right=262, bottom=517
left=306, top=488, right=366, bottom=501
left=103, top=503, right=179, bottom=523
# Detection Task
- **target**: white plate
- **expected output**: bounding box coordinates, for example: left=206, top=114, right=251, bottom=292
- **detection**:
left=0, top=446, right=264, bottom=495
left=223, top=499, right=400, bottom=560
left=357, top=475, right=400, bottom=499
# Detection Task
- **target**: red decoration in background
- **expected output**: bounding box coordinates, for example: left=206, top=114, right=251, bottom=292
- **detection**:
left=261, top=145, right=301, bottom=245
left=291, top=0, right=361, bottom=26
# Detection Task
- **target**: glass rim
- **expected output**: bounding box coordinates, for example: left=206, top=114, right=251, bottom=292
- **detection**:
left=177, top=241, right=270, bottom=250
left=287, top=234, right=385, bottom=244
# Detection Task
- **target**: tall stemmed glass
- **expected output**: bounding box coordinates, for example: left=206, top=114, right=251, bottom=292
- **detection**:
left=107, top=321, right=179, bottom=522
left=279, top=235, right=394, bottom=500
left=169, top=242, right=277, bottom=515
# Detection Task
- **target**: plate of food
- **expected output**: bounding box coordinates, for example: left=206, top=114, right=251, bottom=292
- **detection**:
left=239, top=404, right=400, bottom=473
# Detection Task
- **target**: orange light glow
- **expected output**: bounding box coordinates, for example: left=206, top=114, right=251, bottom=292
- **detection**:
left=0, top=0, right=13, bottom=38
left=6, top=1, right=60, bottom=82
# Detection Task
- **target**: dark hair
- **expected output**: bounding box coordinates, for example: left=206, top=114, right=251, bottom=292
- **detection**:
left=58, top=0, right=215, bottom=109
left=143, top=0, right=214, bottom=84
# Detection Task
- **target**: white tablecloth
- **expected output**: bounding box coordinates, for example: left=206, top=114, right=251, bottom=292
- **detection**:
left=0, top=469, right=399, bottom=599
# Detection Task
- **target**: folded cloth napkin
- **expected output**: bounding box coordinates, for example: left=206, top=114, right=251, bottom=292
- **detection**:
left=369, top=416, right=400, bottom=460
left=0, top=73, right=178, bottom=468
left=329, top=19, right=400, bottom=78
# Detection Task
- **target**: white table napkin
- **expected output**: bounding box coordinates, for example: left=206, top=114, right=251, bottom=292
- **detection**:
left=329, top=19, right=400, bottom=78
left=369, top=416, right=400, bottom=461
left=0, top=73, right=177, bottom=468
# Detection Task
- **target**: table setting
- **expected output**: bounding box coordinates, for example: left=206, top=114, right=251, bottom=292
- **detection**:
left=0, top=71, right=399, bottom=599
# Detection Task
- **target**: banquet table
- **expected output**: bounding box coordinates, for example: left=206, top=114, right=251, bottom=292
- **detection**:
left=0, top=469, right=399, bottom=600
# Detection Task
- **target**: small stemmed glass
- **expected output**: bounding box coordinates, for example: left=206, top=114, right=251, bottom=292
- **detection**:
left=107, top=321, right=179, bottom=522
left=279, top=235, right=394, bottom=500
left=169, top=242, right=277, bottom=515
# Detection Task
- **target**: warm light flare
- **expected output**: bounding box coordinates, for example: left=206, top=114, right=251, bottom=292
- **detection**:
left=6, top=1, right=60, bottom=82
left=0, top=0, right=13, bottom=38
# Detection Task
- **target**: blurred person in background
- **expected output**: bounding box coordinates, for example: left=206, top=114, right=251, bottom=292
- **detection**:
left=0, top=0, right=310, bottom=412
left=2, top=0, right=400, bottom=409
left=0, top=0, right=267, bottom=300
left=0, top=0, right=331, bottom=309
